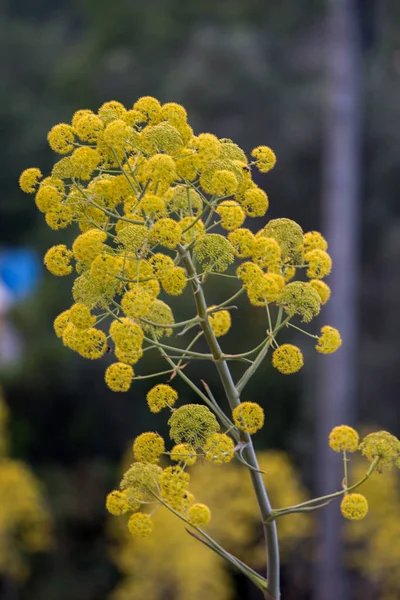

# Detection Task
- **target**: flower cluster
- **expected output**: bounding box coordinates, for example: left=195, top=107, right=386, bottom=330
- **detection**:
left=21, top=95, right=342, bottom=388
left=22, top=97, right=346, bottom=569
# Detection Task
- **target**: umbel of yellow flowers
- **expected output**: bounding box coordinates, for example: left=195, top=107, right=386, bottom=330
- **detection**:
left=20, top=96, right=396, bottom=599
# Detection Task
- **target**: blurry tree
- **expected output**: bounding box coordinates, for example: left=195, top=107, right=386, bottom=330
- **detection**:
left=314, top=1, right=363, bottom=598
left=0, top=389, right=52, bottom=594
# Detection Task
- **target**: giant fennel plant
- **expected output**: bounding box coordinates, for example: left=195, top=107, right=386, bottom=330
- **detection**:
left=19, top=97, right=400, bottom=599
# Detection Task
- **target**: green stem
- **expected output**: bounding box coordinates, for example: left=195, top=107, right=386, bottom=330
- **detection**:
left=343, top=450, right=348, bottom=489
left=287, top=322, right=319, bottom=339
left=142, top=335, right=212, bottom=360
left=152, top=334, right=237, bottom=436
left=179, top=244, right=280, bottom=600
left=268, top=457, right=379, bottom=521
left=153, top=491, right=267, bottom=592
left=236, top=311, right=289, bottom=394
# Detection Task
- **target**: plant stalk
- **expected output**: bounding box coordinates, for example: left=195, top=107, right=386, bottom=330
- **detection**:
left=179, top=245, right=280, bottom=600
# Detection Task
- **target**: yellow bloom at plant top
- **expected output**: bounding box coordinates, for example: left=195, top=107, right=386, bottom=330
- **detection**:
left=329, top=425, right=359, bottom=453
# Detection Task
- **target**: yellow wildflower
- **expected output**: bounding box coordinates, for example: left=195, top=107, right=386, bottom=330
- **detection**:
left=133, top=433, right=165, bottom=464
left=316, top=325, right=342, bottom=354
left=47, top=123, right=75, bottom=154
left=341, top=493, right=368, bottom=521
left=105, top=362, right=134, bottom=392
left=147, top=384, right=178, bottom=413
left=329, top=425, right=359, bottom=453
left=232, top=402, right=264, bottom=435
left=19, top=168, right=42, bottom=193
left=44, top=244, right=73, bottom=276
left=170, top=444, right=197, bottom=466
left=251, top=146, right=276, bottom=173
left=188, top=503, right=211, bottom=527
left=128, top=513, right=153, bottom=537
left=208, top=308, right=232, bottom=337
left=168, top=404, right=220, bottom=446
left=272, top=344, right=304, bottom=375
left=203, top=433, right=235, bottom=464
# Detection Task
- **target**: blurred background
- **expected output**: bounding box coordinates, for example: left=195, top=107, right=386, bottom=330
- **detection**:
left=1, top=0, right=400, bottom=599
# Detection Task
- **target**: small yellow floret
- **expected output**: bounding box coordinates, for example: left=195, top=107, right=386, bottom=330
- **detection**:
left=251, top=146, right=276, bottom=173
left=19, top=168, right=42, bottom=193
left=159, top=466, right=190, bottom=509
left=252, top=237, right=281, bottom=268
left=228, top=229, right=255, bottom=258
left=105, top=362, right=134, bottom=392
left=359, top=431, right=400, bottom=470
left=340, top=493, right=368, bottom=521
left=316, top=326, right=342, bottom=354
left=209, top=170, right=238, bottom=196
left=272, top=344, right=304, bottom=375
left=69, top=303, right=96, bottom=329
left=232, top=402, right=264, bottom=435
left=128, top=512, right=153, bottom=537
left=160, top=267, right=187, bottom=296
left=109, top=318, right=144, bottom=352
left=304, top=249, right=332, bottom=279
left=208, top=308, right=232, bottom=337
left=121, top=288, right=153, bottom=318
left=149, top=218, right=182, bottom=249
left=98, top=101, right=127, bottom=124
left=106, top=490, right=130, bottom=516
left=133, top=432, right=165, bottom=464
left=44, top=245, right=73, bottom=276
left=73, top=113, right=104, bottom=142
left=242, top=187, right=269, bottom=217
left=188, top=503, right=211, bottom=527
left=303, top=231, right=328, bottom=252
left=35, top=184, right=62, bottom=213
left=47, top=123, right=75, bottom=154
left=133, top=96, right=161, bottom=122
left=203, top=433, right=235, bottom=464
left=72, top=229, right=107, bottom=265
left=70, top=147, right=101, bottom=180
left=170, top=443, right=197, bottom=466
left=329, top=425, right=359, bottom=453
left=216, top=200, right=245, bottom=231
left=146, top=384, right=178, bottom=413
left=309, top=280, right=331, bottom=305
left=54, top=310, right=71, bottom=338
left=168, top=404, right=220, bottom=446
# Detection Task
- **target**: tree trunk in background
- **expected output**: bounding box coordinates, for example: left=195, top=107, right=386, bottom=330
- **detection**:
left=314, top=1, right=363, bottom=599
